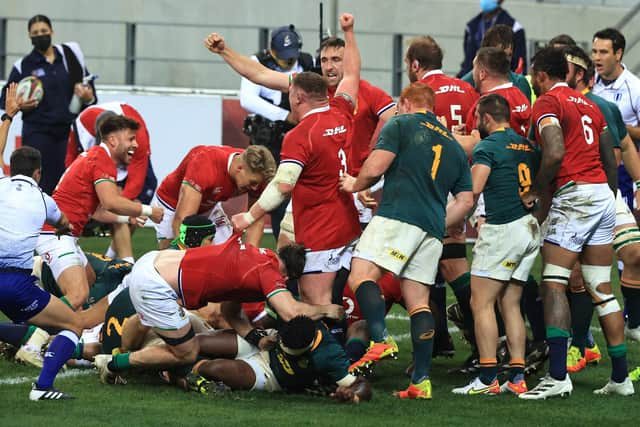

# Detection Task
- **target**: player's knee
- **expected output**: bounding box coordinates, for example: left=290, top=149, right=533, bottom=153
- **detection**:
left=581, top=264, right=621, bottom=317
left=619, top=244, right=640, bottom=269
left=66, top=288, right=89, bottom=310
left=542, top=264, right=571, bottom=287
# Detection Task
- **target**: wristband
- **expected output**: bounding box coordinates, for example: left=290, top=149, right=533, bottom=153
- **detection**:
left=635, top=180, right=640, bottom=191
left=141, top=204, right=153, bottom=217
left=244, top=328, right=267, bottom=347
left=1, top=113, right=12, bottom=122
left=116, top=215, right=130, bottom=224
left=243, top=211, right=256, bottom=226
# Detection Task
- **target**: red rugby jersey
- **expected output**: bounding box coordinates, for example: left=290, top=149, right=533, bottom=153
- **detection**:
left=66, top=102, right=151, bottom=200
left=279, top=96, right=361, bottom=251
left=419, top=70, right=479, bottom=132
left=155, top=145, right=242, bottom=212
left=178, top=236, right=288, bottom=309
left=532, top=83, right=607, bottom=190
left=465, top=83, right=531, bottom=137
left=44, top=144, right=117, bottom=237
left=328, top=80, right=395, bottom=175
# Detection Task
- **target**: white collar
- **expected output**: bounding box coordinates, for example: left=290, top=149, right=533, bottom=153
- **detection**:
left=487, top=82, right=513, bottom=92
left=302, top=104, right=330, bottom=119
left=549, top=82, right=569, bottom=91
left=10, top=174, right=38, bottom=186
left=99, top=142, right=113, bottom=158
left=599, top=64, right=631, bottom=89
left=227, top=152, right=238, bottom=173
left=421, top=70, right=444, bottom=80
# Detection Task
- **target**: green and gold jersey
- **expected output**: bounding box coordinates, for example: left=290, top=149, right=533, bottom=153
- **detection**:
left=472, top=128, right=540, bottom=224
left=375, top=111, right=472, bottom=240
left=462, top=70, right=532, bottom=103
left=40, top=252, right=132, bottom=310
left=585, top=90, right=627, bottom=148
left=101, top=287, right=136, bottom=354
left=269, top=322, right=350, bottom=391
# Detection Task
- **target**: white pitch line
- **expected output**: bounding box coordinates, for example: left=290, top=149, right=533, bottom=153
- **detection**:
left=0, top=368, right=94, bottom=386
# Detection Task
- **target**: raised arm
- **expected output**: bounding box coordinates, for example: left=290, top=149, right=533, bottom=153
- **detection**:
left=204, top=33, right=289, bottom=92
left=335, top=13, right=360, bottom=103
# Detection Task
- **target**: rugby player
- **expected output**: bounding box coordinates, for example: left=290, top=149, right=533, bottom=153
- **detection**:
left=153, top=144, right=275, bottom=249
left=452, top=94, right=540, bottom=396
left=205, top=15, right=361, bottom=321
left=65, top=102, right=157, bottom=262
left=340, top=82, right=473, bottom=399
left=520, top=47, right=633, bottom=399
left=94, top=237, right=344, bottom=383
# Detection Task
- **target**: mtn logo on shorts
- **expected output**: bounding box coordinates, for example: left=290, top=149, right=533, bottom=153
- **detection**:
left=387, top=249, right=407, bottom=262
left=502, top=260, right=517, bottom=269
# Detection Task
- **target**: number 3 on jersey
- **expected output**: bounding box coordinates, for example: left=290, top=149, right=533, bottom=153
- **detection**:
left=338, top=148, right=348, bottom=177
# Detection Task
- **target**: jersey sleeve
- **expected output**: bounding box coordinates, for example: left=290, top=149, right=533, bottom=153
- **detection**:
left=465, top=100, right=479, bottom=131
left=374, top=117, right=402, bottom=154
left=280, top=130, right=309, bottom=169
left=182, top=151, right=216, bottom=193
left=531, top=94, right=562, bottom=145
left=91, top=152, right=117, bottom=186
left=366, top=84, right=396, bottom=118
left=43, top=193, right=63, bottom=224
left=330, top=95, right=356, bottom=118
left=311, top=331, right=351, bottom=384
left=471, top=141, right=495, bottom=168
left=260, top=265, right=288, bottom=299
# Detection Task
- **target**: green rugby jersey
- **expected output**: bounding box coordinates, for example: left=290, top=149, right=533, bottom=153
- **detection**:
left=584, top=90, right=626, bottom=148
left=461, top=70, right=532, bottom=103
left=269, top=322, right=350, bottom=391
left=101, top=287, right=136, bottom=354
left=375, top=111, right=472, bottom=240
left=472, top=128, right=540, bottom=224
left=41, top=252, right=132, bottom=309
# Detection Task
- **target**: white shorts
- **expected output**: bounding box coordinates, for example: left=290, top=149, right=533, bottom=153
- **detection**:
left=615, top=189, right=636, bottom=227
left=353, top=193, right=372, bottom=224
left=543, top=183, right=615, bottom=252
left=235, top=328, right=276, bottom=358
left=152, top=194, right=232, bottom=245
left=127, top=251, right=190, bottom=331
left=304, top=242, right=356, bottom=274
left=354, top=216, right=443, bottom=285
left=469, top=193, right=486, bottom=228
left=36, top=234, right=88, bottom=280
left=240, top=350, right=282, bottom=392
left=81, top=323, right=103, bottom=345
left=471, top=214, right=540, bottom=282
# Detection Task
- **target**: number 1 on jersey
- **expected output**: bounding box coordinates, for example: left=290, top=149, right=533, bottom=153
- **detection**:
left=518, top=163, right=532, bottom=196
left=431, top=144, right=442, bottom=180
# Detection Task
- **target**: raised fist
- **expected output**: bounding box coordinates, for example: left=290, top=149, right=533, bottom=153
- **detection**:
left=204, top=33, right=226, bottom=54
left=340, top=13, right=354, bottom=32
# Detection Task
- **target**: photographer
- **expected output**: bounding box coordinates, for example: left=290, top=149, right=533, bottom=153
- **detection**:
left=240, top=25, right=315, bottom=238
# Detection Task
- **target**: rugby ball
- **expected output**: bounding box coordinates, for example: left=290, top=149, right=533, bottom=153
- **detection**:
left=16, top=76, right=44, bottom=103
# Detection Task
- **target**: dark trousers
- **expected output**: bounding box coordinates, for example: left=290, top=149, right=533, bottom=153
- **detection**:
left=22, top=126, right=70, bottom=195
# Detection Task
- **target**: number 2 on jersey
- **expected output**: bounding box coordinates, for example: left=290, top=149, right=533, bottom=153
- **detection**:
left=518, top=163, right=532, bottom=196
left=431, top=144, right=442, bottom=180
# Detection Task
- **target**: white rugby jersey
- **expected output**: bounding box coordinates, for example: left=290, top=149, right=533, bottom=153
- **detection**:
left=593, top=65, right=640, bottom=126
left=0, top=175, right=61, bottom=270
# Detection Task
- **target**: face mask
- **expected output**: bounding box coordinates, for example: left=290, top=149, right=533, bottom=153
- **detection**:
left=31, top=34, right=51, bottom=52
left=480, top=0, right=499, bottom=13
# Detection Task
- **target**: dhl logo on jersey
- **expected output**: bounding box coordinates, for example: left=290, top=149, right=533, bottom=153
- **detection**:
left=513, top=104, right=528, bottom=113
left=322, top=125, right=347, bottom=137
left=567, top=96, right=589, bottom=106
left=420, top=121, right=453, bottom=140
left=506, top=143, right=532, bottom=152
left=435, top=85, right=465, bottom=94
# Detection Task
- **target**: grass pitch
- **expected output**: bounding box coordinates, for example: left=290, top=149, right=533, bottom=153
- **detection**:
left=0, top=229, right=638, bottom=426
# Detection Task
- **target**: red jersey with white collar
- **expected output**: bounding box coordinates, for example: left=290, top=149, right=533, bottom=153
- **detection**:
left=465, top=83, right=531, bottom=137
left=532, top=83, right=607, bottom=190
left=342, top=273, right=402, bottom=326
left=66, top=102, right=151, bottom=200
left=155, top=145, right=242, bottom=213
left=419, top=70, right=479, bottom=132
left=178, top=236, right=288, bottom=309
left=44, top=144, right=117, bottom=237
left=280, top=96, right=361, bottom=251
left=328, top=80, right=395, bottom=174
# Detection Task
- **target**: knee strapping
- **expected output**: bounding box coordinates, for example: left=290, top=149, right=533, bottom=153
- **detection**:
left=581, top=264, right=621, bottom=317
left=613, top=226, right=640, bottom=253
left=542, top=264, right=572, bottom=286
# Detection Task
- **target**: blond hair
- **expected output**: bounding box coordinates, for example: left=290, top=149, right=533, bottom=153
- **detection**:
left=243, top=145, right=276, bottom=180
